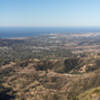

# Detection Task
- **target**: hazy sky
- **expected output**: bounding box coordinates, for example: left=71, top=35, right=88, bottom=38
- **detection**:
left=0, top=0, right=100, bottom=27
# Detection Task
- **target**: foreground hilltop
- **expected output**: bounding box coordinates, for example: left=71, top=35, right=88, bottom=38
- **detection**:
left=0, top=55, right=100, bottom=100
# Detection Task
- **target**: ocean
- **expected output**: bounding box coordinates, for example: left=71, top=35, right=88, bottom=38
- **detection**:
left=0, top=27, right=100, bottom=38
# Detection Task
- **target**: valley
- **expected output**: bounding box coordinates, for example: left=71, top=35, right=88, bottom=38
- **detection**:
left=0, top=33, right=100, bottom=100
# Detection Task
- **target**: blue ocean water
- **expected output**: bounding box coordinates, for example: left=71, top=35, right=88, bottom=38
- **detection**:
left=0, top=27, right=100, bottom=38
